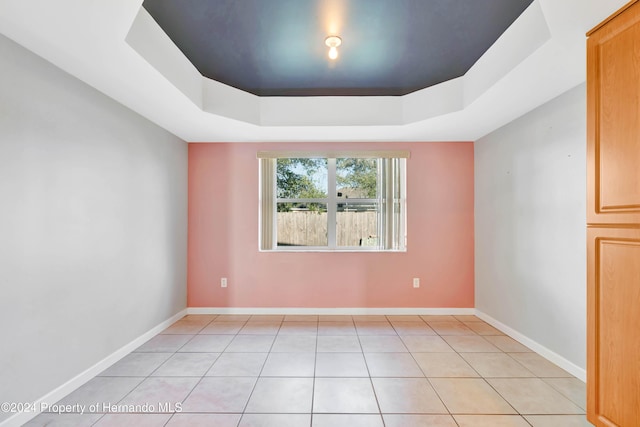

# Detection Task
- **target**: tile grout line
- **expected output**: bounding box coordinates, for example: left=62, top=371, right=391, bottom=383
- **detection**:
left=90, top=315, right=222, bottom=426
left=309, top=322, right=319, bottom=427
left=31, top=314, right=587, bottom=426
left=357, top=318, right=386, bottom=426
left=162, top=315, right=222, bottom=427
left=172, top=315, right=246, bottom=425
left=426, top=323, right=525, bottom=422
left=236, top=317, right=285, bottom=424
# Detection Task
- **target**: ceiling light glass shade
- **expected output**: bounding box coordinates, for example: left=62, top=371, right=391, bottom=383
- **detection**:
left=325, top=36, right=342, bottom=60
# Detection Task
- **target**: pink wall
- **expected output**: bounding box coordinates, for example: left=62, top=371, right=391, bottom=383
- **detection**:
left=188, top=141, right=474, bottom=308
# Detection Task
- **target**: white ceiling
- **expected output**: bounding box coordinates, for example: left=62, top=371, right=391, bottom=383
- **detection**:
left=0, top=0, right=627, bottom=142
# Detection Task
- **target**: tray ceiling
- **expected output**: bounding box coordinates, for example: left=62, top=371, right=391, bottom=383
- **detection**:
left=143, top=0, right=534, bottom=97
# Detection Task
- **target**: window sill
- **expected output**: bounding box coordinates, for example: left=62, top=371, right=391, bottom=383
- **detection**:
left=260, top=248, right=407, bottom=253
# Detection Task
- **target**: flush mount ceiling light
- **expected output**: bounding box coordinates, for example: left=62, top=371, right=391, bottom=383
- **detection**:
left=325, top=35, right=342, bottom=60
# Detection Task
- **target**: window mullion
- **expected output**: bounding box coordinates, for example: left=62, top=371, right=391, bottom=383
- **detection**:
left=276, top=198, right=329, bottom=204
left=327, top=158, right=337, bottom=248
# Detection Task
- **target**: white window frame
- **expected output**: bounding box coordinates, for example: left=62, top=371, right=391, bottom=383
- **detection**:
left=258, top=151, right=408, bottom=252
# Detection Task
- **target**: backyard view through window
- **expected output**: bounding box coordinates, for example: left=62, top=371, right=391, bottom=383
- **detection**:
left=259, top=152, right=407, bottom=251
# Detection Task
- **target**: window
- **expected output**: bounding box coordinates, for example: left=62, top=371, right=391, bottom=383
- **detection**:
left=259, top=151, right=408, bottom=251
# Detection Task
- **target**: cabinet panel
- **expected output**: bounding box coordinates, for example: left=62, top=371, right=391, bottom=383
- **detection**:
left=587, top=1, right=640, bottom=224
left=587, top=227, right=640, bottom=427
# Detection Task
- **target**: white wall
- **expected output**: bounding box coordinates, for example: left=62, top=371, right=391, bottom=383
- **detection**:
left=475, top=84, right=587, bottom=373
left=0, top=34, right=187, bottom=422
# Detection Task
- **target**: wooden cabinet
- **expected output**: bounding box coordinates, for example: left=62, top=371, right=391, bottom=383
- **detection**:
left=587, top=1, right=640, bottom=426
left=587, top=227, right=640, bottom=426
left=587, top=0, right=640, bottom=226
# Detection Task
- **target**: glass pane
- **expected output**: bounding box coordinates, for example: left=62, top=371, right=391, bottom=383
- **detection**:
left=277, top=203, right=328, bottom=247
left=337, top=201, right=379, bottom=247
left=336, top=158, right=378, bottom=199
left=276, top=158, right=328, bottom=199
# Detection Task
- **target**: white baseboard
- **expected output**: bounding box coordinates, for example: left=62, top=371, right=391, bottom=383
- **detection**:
left=475, top=310, right=586, bottom=382
left=187, top=307, right=476, bottom=315
left=1, top=309, right=187, bottom=427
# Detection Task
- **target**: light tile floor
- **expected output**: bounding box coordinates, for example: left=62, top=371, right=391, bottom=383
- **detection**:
left=25, top=315, right=591, bottom=426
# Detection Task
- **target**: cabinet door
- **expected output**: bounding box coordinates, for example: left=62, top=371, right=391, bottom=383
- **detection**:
left=587, top=1, right=640, bottom=225
left=587, top=226, right=640, bottom=427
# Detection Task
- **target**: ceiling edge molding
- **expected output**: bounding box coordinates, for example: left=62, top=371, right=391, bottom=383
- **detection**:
left=463, top=1, right=550, bottom=107
left=203, top=78, right=260, bottom=125
left=126, top=7, right=203, bottom=109
left=0, top=0, right=630, bottom=141
left=124, top=1, right=550, bottom=128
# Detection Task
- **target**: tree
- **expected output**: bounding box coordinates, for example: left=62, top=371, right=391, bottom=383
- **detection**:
left=276, top=158, right=326, bottom=211
left=275, top=158, right=378, bottom=212
left=336, top=158, right=377, bottom=198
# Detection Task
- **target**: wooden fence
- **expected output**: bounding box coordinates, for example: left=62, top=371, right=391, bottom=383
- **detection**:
left=277, top=211, right=377, bottom=247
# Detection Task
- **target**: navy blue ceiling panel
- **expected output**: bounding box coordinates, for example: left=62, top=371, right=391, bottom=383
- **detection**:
left=143, top=0, right=534, bottom=96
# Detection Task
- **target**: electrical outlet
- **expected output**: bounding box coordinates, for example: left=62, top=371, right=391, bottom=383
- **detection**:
left=413, top=278, right=420, bottom=288
left=221, top=277, right=228, bottom=288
